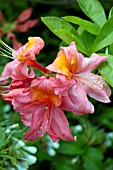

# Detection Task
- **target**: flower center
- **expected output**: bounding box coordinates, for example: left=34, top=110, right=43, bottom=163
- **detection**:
left=31, top=86, right=60, bottom=106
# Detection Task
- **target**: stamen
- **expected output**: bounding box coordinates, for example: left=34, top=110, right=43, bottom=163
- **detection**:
left=74, top=74, right=106, bottom=91
left=0, top=47, right=12, bottom=55
left=92, top=77, right=100, bottom=86
left=0, top=51, right=13, bottom=59
left=0, top=39, right=19, bottom=58
left=0, top=47, right=13, bottom=59
left=0, top=39, right=16, bottom=53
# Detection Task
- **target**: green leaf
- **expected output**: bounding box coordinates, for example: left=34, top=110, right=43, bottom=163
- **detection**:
left=77, top=27, right=96, bottom=56
left=83, top=148, right=103, bottom=170
left=86, top=148, right=103, bottom=161
left=53, top=156, right=78, bottom=170
left=62, top=16, right=100, bottom=35
left=108, top=43, right=113, bottom=55
left=41, top=17, right=87, bottom=54
left=0, top=127, right=5, bottom=149
left=83, top=158, right=102, bottom=170
left=108, top=7, right=113, bottom=18
left=58, top=135, right=86, bottom=156
left=98, top=54, right=113, bottom=87
left=108, top=7, right=113, bottom=55
left=54, top=29, right=87, bottom=55
left=105, top=158, right=113, bottom=170
left=77, top=0, right=106, bottom=27
left=92, top=15, right=113, bottom=52
left=41, top=16, right=78, bottom=37
left=95, top=105, right=113, bottom=130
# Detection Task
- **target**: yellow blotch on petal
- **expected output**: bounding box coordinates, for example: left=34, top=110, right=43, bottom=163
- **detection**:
left=31, top=87, right=60, bottom=106
left=50, top=50, right=72, bottom=78
left=68, top=50, right=78, bottom=73
left=15, top=37, right=43, bottom=62
left=26, top=37, right=39, bottom=49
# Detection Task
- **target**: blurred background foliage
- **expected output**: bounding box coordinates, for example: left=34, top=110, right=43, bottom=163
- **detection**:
left=0, top=0, right=113, bottom=169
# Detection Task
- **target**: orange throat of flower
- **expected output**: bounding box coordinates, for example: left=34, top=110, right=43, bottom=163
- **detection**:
left=31, top=86, right=60, bottom=106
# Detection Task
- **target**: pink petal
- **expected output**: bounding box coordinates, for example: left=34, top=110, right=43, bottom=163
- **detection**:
left=13, top=37, right=44, bottom=60
left=46, top=41, right=84, bottom=76
left=77, top=53, right=108, bottom=73
left=61, top=95, right=77, bottom=112
left=48, top=105, right=76, bottom=142
left=16, top=8, right=33, bottom=23
left=67, top=81, right=94, bottom=114
left=19, top=37, right=44, bottom=60
left=21, top=112, right=32, bottom=127
left=11, top=63, right=35, bottom=80
left=11, top=88, right=50, bottom=141
left=11, top=87, right=50, bottom=114
left=31, top=76, right=62, bottom=106
left=24, top=107, right=49, bottom=141
left=53, top=74, right=75, bottom=96
left=12, top=89, right=33, bottom=108
left=80, top=73, right=111, bottom=103
left=0, top=60, right=20, bottom=85
left=2, top=88, right=23, bottom=103
left=15, top=19, right=38, bottom=32
left=62, top=42, right=84, bottom=73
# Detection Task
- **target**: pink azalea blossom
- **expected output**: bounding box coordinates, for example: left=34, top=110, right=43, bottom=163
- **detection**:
left=2, top=76, right=76, bottom=142
left=0, top=8, right=38, bottom=49
left=14, top=8, right=38, bottom=33
left=0, top=37, right=48, bottom=85
left=10, top=63, right=35, bottom=90
left=47, top=42, right=111, bottom=114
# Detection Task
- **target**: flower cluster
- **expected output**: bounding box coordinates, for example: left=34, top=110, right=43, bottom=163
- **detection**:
left=0, top=8, right=38, bottom=50
left=0, top=37, right=111, bottom=142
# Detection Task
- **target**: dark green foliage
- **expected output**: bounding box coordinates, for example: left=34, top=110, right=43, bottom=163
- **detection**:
left=0, top=0, right=113, bottom=170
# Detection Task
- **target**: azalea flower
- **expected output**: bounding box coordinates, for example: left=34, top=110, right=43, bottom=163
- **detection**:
left=0, top=8, right=38, bottom=50
left=0, top=37, right=48, bottom=85
left=47, top=42, right=111, bottom=114
left=2, top=76, right=76, bottom=142
left=10, top=63, right=35, bottom=90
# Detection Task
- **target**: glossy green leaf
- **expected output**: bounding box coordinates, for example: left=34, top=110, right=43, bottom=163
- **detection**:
left=98, top=54, right=113, bottom=87
left=41, top=16, right=78, bottom=37
left=77, top=27, right=96, bottom=56
left=62, top=16, right=100, bottom=35
left=77, top=0, right=106, bottom=27
left=108, top=44, right=113, bottom=55
left=41, top=17, right=87, bottom=54
left=108, top=7, right=113, bottom=18
left=108, top=7, right=113, bottom=55
left=54, top=29, right=87, bottom=55
left=92, top=15, right=113, bottom=52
